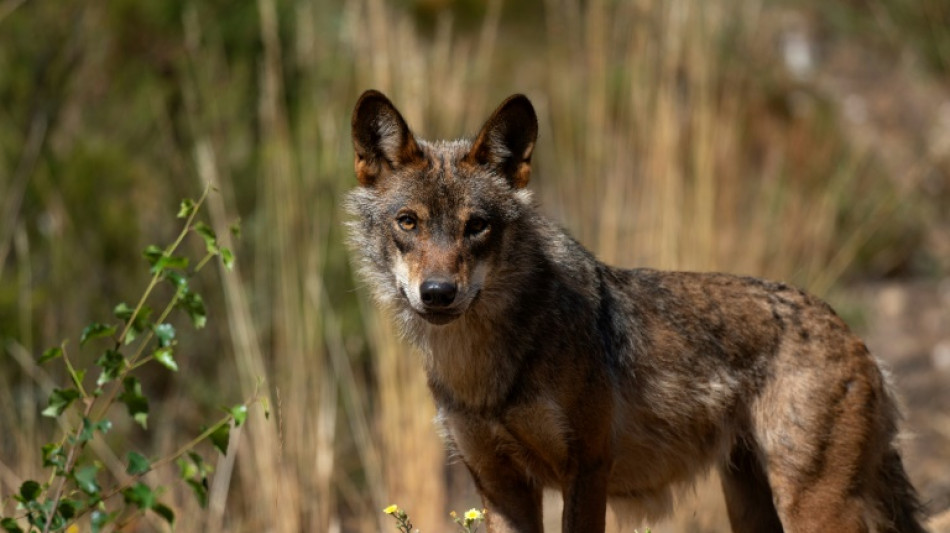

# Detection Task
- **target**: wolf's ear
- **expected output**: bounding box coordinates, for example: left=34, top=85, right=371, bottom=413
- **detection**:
left=351, top=90, right=423, bottom=187
left=466, top=94, right=538, bottom=189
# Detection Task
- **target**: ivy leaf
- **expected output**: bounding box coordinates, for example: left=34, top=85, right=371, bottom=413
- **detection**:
left=77, top=418, right=112, bottom=443
left=118, top=377, right=149, bottom=429
left=152, top=254, right=189, bottom=275
left=1, top=517, right=24, bottom=533
left=177, top=453, right=213, bottom=508
left=70, top=368, right=86, bottom=390
left=194, top=222, right=218, bottom=254
left=114, top=303, right=152, bottom=345
left=220, top=247, right=235, bottom=271
left=18, top=480, right=41, bottom=502
left=163, top=269, right=188, bottom=290
left=152, top=503, right=175, bottom=525
left=80, top=323, right=116, bottom=347
left=42, top=388, right=80, bottom=418
left=114, top=302, right=134, bottom=321
left=127, top=451, right=151, bottom=475
left=90, top=509, right=118, bottom=533
left=185, top=479, right=209, bottom=508
left=77, top=417, right=96, bottom=443
left=153, top=323, right=176, bottom=347
left=73, top=464, right=101, bottom=496
left=230, top=404, right=248, bottom=427
left=143, top=245, right=164, bottom=268
left=57, top=499, right=77, bottom=520
left=177, top=198, right=195, bottom=218
left=38, top=346, right=63, bottom=364
left=95, top=349, right=126, bottom=386
left=209, top=423, right=230, bottom=454
left=153, top=347, right=178, bottom=372
left=41, top=443, right=66, bottom=471
left=179, top=290, right=207, bottom=329
left=122, top=482, right=155, bottom=510
left=188, top=452, right=213, bottom=476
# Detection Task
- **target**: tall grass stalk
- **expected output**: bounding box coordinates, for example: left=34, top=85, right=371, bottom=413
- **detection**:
left=0, top=0, right=919, bottom=531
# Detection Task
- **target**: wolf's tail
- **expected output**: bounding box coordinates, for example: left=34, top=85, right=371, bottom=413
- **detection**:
left=877, top=448, right=927, bottom=533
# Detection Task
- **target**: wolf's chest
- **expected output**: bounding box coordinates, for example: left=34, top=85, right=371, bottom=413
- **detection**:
left=441, top=397, right=574, bottom=486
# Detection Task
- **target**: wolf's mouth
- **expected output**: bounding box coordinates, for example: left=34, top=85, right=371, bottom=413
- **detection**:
left=417, top=310, right=462, bottom=325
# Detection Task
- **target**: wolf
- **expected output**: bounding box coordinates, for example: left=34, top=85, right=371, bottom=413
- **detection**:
left=345, top=90, right=926, bottom=533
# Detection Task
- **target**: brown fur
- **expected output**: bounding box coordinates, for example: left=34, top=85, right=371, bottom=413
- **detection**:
left=346, top=90, right=927, bottom=533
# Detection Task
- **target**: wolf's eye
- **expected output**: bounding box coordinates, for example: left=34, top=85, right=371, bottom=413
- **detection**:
left=465, top=217, right=489, bottom=236
left=396, top=213, right=417, bottom=231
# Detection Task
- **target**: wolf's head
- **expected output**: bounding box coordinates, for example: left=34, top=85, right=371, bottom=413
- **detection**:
left=346, top=90, right=538, bottom=326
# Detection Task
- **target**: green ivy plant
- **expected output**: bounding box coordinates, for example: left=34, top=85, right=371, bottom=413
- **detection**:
left=0, top=186, right=263, bottom=532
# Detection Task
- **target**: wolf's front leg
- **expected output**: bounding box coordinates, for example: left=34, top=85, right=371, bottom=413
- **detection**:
left=464, top=457, right=543, bottom=533
left=561, top=463, right=608, bottom=533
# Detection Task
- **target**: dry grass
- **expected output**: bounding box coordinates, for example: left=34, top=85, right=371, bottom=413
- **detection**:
left=0, top=0, right=924, bottom=531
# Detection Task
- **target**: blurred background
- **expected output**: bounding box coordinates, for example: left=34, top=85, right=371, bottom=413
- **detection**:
left=1, top=0, right=948, bottom=531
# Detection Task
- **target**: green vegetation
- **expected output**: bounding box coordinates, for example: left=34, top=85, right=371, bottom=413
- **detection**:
left=1, top=0, right=946, bottom=531
left=0, top=189, right=259, bottom=531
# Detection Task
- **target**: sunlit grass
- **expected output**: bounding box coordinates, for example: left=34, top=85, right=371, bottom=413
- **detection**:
left=0, top=0, right=933, bottom=531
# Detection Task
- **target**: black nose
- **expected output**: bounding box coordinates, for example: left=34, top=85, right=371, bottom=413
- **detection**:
left=420, top=280, right=457, bottom=308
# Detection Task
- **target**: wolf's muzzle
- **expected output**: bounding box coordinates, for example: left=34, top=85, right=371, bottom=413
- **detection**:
left=420, top=279, right=458, bottom=308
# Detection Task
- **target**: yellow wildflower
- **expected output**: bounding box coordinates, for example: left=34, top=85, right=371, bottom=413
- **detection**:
left=383, top=504, right=399, bottom=515
left=464, top=508, right=482, bottom=521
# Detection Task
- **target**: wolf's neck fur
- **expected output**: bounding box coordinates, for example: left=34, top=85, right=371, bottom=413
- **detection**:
left=402, top=214, right=599, bottom=413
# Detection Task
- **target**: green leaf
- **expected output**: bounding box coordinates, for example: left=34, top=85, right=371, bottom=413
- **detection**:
left=91, top=509, right=118, bottom=533
left=1, top=517, right=24, bottom=533
left=70, top=368, right=86, bottom=390
left=194, top=222, right=218, bottom=254
left=179, top=290, right=207, bottom=329
left=230, top=404, right=248, bottom=427
left=152, top=503, right=175, bottom=525
left=210, top=423, right=230, bottom=454
left=127, top=452, right=151, bottom=475
left=80, top=323, right=116, bottom=347
left=114, top=303, right=152, bottom=344
left=178, top=452, right=213, bottom=494
left=41, top=443, right=65, bottom=470
left=153, top=347, right=178, bottom=372
left=185, top=478, right=209, bottom=508
left=220, top=247, right=235, bottom=270
left=229, top=220, right=242, bottom=239
left=154, top=323, right=176, bottom=347
left=178, top=198, right=196, bottom=218
left=18, top=480, right=41, bottom=502
left=42, top=388, right=80, bottom=418
left=152, top=254, right=189, bottom=274
left=78, top=417, right=96, bottom=443
left=73, top=464, right=101, bottom=496
left=38, top=346, right=63, bottom=364
left=122, top=482, right=155, bottom=510
left=164, top=269, right=188, bottom=290
left=77, top=418, right=112, bottom=443
left=57, top=499, right=77, bottom=520
left=113, top=302, right=134, bottom=321
left=118, top=377, right=149, bottom=429
left=95, top=349, right=126, bottom=386
left=143, top=245, right=164, bottom=267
